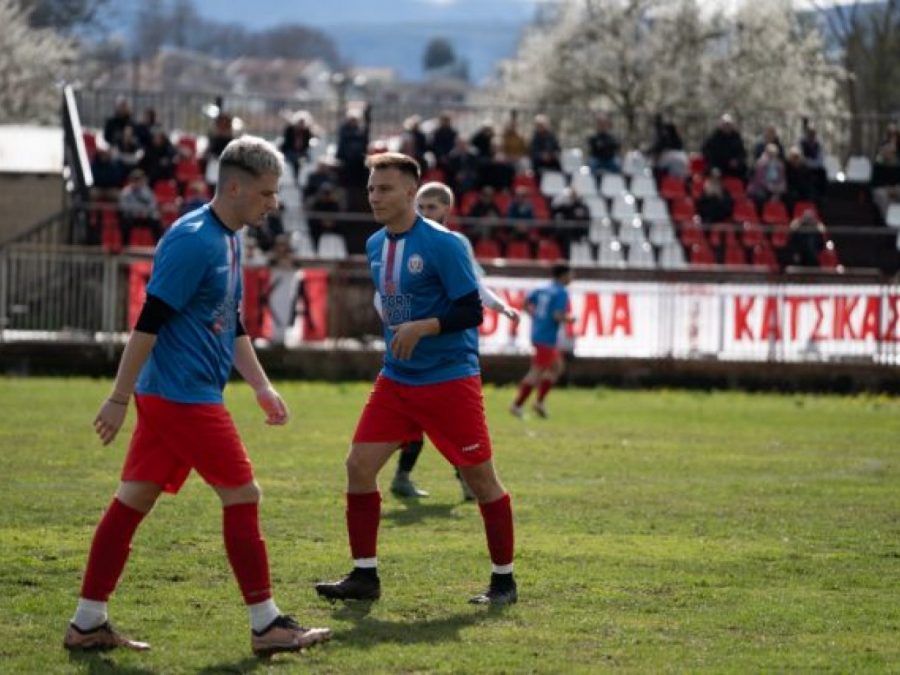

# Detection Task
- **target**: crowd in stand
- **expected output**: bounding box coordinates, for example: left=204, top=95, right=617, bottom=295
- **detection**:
left=81, top=96, right=900, bottom=273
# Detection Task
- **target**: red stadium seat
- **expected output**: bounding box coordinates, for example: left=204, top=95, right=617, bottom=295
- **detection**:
left=761, top=200, right=789, bottom=225
left=153, top=180, right=179, bottom=203
left=679, top=219, right=706, bottom=247
left=723, top=241, right=746, bottom=266
left=100, top=208, right=122, bottom=253
left=659, top=175, right=686, bottom=200
left=669, top=196, right=695, bottom=222
left=176, top=135, right=198, bottom=157
left=505, top=240, right=532, bottom=260
left=721, top=176, right=745, bottom=200
left=537, top=238, right=563, bottom=261
left=792, top=201, right=819, bottom=220
left=474, top=237, right=501, bottom=260
left=82, top=130, right=97, bottom=162
left=708, top=222, right=737, bottom=249
left=732, top=198, right=758, bottom=224
left=770, top=224, right=790, bottom=248
left=129, top=226, right=156, bottom=247
left=175, top=158, right=203, bottom=186
left=689, top=154, right=706, bottom=176
left=460, top=190, right=480, bottom=215
left=740, top=220, right=765, bottom=248
left=494, top=190, right=512, bottom=215
left=531, top=195, right=550, bottom=220
left=688, top=241, right=715, bottom=265
left=751, top=242, right=779, bottom=272
left=819, top=241, right=840, bottom=269
left=421, top=167, right=446, bottom=184
left=513, top=172, right=538, bottom=192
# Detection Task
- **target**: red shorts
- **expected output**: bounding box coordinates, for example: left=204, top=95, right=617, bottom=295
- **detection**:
left=532, top=344, right=561, bottom=369
left=122, top=394, right=254, bottom=494
left=353, top=375, right=492, bottom=467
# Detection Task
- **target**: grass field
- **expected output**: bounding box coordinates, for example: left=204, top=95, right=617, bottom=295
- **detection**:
left=0, top=377, right=899, bottom=673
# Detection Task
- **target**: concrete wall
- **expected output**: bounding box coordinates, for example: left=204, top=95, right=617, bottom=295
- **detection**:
left=0, top=173, right=64, bottom=242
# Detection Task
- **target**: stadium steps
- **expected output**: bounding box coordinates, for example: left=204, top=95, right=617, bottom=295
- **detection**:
left=820, top=183, right=900, bottom=273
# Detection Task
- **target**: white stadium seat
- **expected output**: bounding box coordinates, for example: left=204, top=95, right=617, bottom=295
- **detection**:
left=626, top=240, right=656, bottom=268
left=845, top=156, right=872, bottom=183
left=540, top=171, right=567, bottom=198
left=600, top=173, right=627, bottom=199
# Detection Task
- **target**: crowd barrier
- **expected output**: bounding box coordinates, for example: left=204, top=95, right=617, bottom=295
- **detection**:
left=2, top=246, right=896, bottom=367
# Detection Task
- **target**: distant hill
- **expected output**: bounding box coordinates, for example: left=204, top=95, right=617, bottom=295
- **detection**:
left=185, top=0, right=536, bottom=82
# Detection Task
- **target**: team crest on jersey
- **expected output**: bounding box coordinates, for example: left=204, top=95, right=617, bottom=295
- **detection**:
left=407, top=254, right=424, bottom=274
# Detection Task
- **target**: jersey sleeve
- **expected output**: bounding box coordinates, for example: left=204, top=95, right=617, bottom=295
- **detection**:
left=433, top=232, right=479, bottom=301
left=146, top=230, right=209, bottom=311
left=551, top=288, right=569, bottom=316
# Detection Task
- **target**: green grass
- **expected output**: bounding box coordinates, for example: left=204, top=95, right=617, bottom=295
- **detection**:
left=1, top=377, right=899, bottom=673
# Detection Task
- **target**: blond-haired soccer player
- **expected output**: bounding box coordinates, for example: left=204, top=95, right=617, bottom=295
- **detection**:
left=64, top=136, right=330, bottom=657
left=382, top=181, right=519, bottom=500
left=316, top=154, right=518, bottom=605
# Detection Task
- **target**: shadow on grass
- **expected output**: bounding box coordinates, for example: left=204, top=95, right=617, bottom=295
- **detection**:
left=196, top=655, right=289, bottom=674
left=381, top=500, right=464, bottom=527
left=67, top=650, right=158, bottom=674
left=330, top=602, right=509, bottom=648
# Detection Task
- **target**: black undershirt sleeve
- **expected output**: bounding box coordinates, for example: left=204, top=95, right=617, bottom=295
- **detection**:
left=134, top=294, right=176, bottom=334
left=438, top=290, right=483, bottom=334
left=236, top=311, right=247, bottom=338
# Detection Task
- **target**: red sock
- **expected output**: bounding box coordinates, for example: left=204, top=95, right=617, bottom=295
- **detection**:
left=478, top=493, right=514, bottom=566
left=223, top=502, right=272, bottom=605
left=536, top=379, right=554, bottom=403
left=80, top=498, right=146, bottom=601
left=514, top=382, right=533, bottom=407
left=346, top=491, right=381, bottom=560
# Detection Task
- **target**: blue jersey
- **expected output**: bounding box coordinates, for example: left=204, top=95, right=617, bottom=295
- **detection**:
left=136, top=205, right=242, bottom=403
left=367, top=216, right=481, bottom=385
left=528, top=281, right=570, bottom=347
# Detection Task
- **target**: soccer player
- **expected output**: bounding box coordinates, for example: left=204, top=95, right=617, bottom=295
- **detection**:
left=315, top=153, right=517, bottom=605
left=386, top=181, right=519, bottom=500
left=510, top=263, right=575, bottom=418
left=63, top=136, right=331, bottom=657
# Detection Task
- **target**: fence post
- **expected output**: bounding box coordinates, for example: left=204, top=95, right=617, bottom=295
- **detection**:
left=0, top=250, right=7, bottom=343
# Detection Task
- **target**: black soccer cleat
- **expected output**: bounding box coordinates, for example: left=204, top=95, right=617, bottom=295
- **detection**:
left=315, top=568, right=381, bottom=602
left=468, top=575, right=518, bottom=606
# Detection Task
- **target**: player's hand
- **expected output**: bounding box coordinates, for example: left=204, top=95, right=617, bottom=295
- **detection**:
left=94, top=398, right=128, bottom=446
left=390, top=321, right=426, bottom=360
left=256, top=386, right=289, bottom=425
left=502, top=306, right=520, bottom=323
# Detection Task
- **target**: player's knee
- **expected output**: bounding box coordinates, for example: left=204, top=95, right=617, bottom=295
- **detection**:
left=116, top=480, right=161, bottom=513
left=345, top=447, right=373, bottom=481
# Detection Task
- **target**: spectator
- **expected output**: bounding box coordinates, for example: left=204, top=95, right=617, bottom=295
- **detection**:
left=179, top=180, right=210, bottom=216
left=587, top=114, right=621, bottom=176
left=799, top=123, right=827, bottom=196
left=306, top=182, right=343, bottom=248
left=470, top=120, right=495, bottom=160
left=649, top=113, right=688, bottom=178
left=139, top=127, right=177, bottom=186
left=335, top=104, right=372, bottom=211
left=470, top=120, right=513, bottom=190
left=466, top=185, right=502, bottom=241
left=206, top=96, right=234, bottom=160
left=507, top=185, right=535, bottom=241
left=784, top=145, right=815, bottom=208
left=250, top=204, right=286, bottom=253
left=529, top=114, right=562, bottom=179
left=550, top=187, right=590, bottom=245
left=282, top=110, right=315, bottom=183
left=117, top=169, right=162, bottom=246
left=499, top=114, right=528, bottom=167
left=113, top=125, right=142, bottom=172
left=133, top=108, right=159, bottom=148
left=90, top=145, right=127, bottom=201
left=429, top=111, right=458, bottom=170
left=103, top=95, right=132, bottom=148
left=747, top=143, right=787, bottom=207
left=752, top=126, right=785, bottom=161
left=702, top=113, right=748, bottom=180
left=872, top=128, right=900, bottom=215
left=302, top=158, right=339, bottom=202
left=445, top=137, right=478, bottom=194
left=786, top=208, right=826, bottom=267
left=696, top=172, right=734, bottom=224
left=400, top=115, right=428, bottom=170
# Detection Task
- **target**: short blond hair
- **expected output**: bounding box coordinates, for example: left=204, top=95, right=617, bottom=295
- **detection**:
left=219, top=135, right=284, bottom=181
left=416, top=181, right=454, bottom=208
left=365, top=152, right=421, bottom=182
